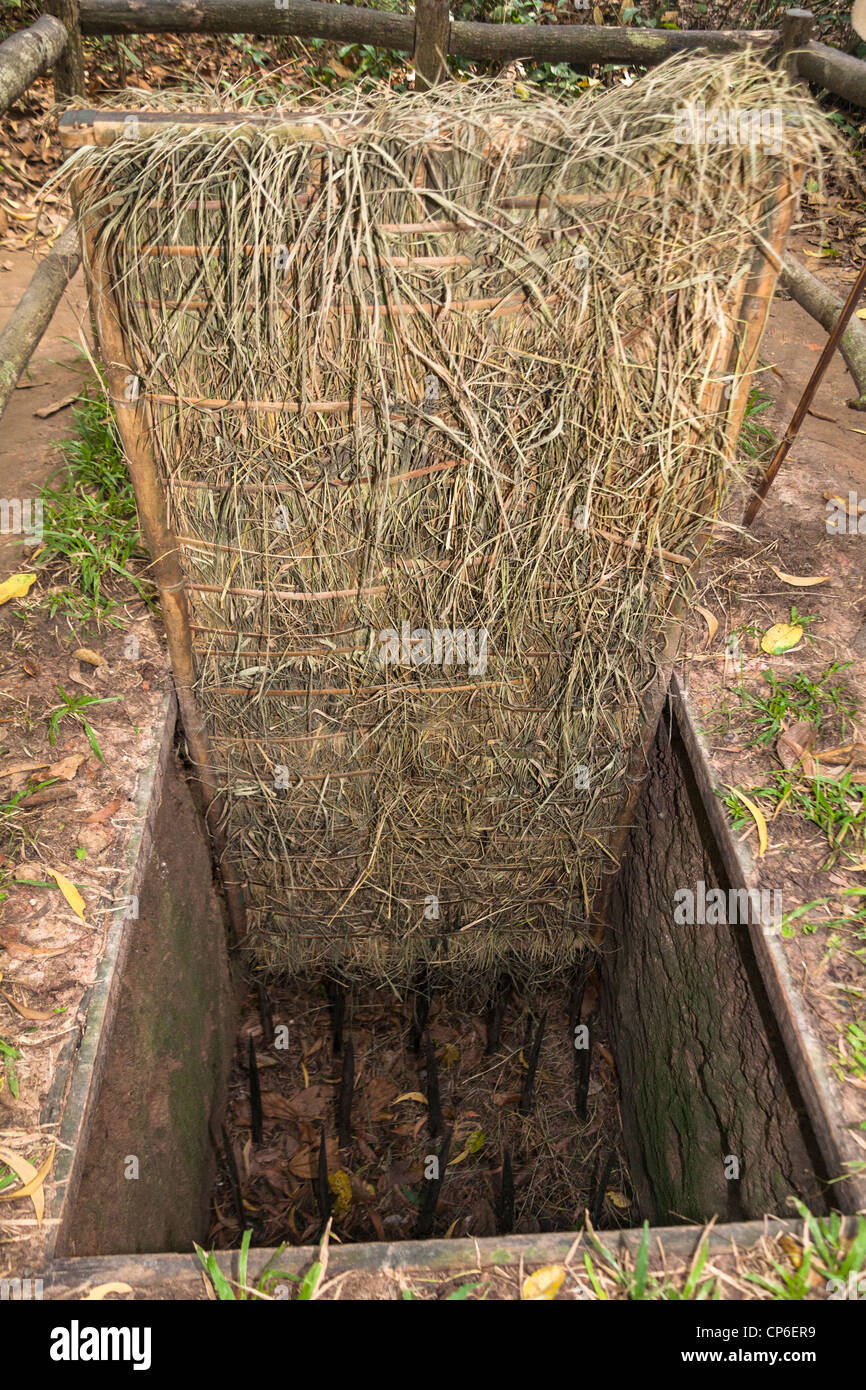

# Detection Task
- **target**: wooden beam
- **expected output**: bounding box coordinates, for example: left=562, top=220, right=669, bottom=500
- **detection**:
left=798, top=39, right=866, bottom=109
left=414, top=0, right=450, bottom=91
left=78, top=1, right=777, bottom=65
left=777, top=7, right=813, bottom=81
left=0, top=13, right=67, bottom=117
left=0, top=221, right=81, bottom=425
left=46, top=0, right=86, bottom=99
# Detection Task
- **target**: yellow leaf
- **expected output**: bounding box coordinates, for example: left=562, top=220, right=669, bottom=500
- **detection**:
left=48, top=868, right=86, bottom=922
left=466, top=1129, right=485, bottom=1153
left=394, top=1091, right=428, bottom=1105
left=441, top=1042, right=460, bottom=1068
left=72, top=647, right=104, bottom=667
left=328, top=1169, right=352, bottom=1219
left=606, top=1189, right=629, bottom=1209
left=856, top=308, right=866, bottom=320
left=513, top=82, right=530, bottom=100
left=0, top=572, right=36, bottom=605
left=769, top=566, right=829, bottom=587
left=85, top=1282, right=134, bottom=1300
left=522, top=1264, right=566, bottom=1301
left=592, top=5, right=604, bottom=22
left=761, top=622, right=802, bottom=655
left=0, top=1144, right=55, bottom=1224
left=728, top=787, right=768, bottom=858
left=694, top=604, right=718, bottom=646
left=779, top=1235, right=803, bottom=1269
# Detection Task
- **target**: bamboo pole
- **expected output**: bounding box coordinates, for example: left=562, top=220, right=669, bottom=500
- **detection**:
left=72, top=180, right=248, bottom=942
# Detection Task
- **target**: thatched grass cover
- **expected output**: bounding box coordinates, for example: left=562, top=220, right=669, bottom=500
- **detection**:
left=66, top=55, right=840, bottom=990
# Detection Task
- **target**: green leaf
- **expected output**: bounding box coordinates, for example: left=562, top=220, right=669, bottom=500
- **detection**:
left=298, top=1261, right=322, bottom=1301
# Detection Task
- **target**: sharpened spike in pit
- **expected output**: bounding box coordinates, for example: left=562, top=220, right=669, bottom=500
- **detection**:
left=425, top=1030, right=443, bottom=1139
left=316, top=1121, right=332, bottom=1230
left=519, top=1010, right=547, bottom=1116
left=256, top=979, right=274, bottom=1047
left=325, top=978, right=345, bottom=1055
left=575, top=1019, right=592, bottom=1122
left=590, top=1149, right=616, bottom=1229
left=497, top=1149, right=515, bottom=1234
left=220, top=1123, right=245, bottom=1232
left=338, top=1036, right=355, bottom=1150
left=248, top=1033, right=263, bottom=1145
left=409, top=968, right=432, bottom=1054
left=486, top=973, right=513, bottom=1054
left=414, top=1124, right=453, bottom=1240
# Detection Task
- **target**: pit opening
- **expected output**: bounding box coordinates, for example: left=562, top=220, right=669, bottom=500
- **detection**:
left=57, top=694, right=829, bottom=1260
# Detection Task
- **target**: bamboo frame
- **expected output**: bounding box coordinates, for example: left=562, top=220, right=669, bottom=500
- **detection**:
left=72, top=172, right=248, bottom=943
left=66, top=107, right=801, bottom=971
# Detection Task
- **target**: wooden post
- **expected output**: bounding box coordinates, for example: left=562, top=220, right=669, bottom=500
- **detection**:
left=46, top=0, right=86, bottom=100
left=0, top=14, right=68, bottom=116
left=777, top=7, right=813, bottom=79
left=72, top=184, right=248, bottom=943
left=414, top=0, right=450, bottom=91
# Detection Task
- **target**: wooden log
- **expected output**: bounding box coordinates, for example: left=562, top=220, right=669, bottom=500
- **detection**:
left=798, top=40, right=866, bottom=110
left=0, top=13, right=67, bottom=117
left=779, top=256, right=866, bottom=410
left=777, top=7, right=813, bottom=80
left=78, top=1, right=777, bottom=65
left=46, top=0, right=86, bottom=99
left=414, top=0, right=449, bottom=91
left=0, top=221, right=80, bottom=425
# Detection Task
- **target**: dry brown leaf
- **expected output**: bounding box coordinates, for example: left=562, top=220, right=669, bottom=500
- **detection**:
left=0, top=988, right=54, bottom=1021
left=777, top=721, right=816, bottom=774
left=0, top=1143, right=54, bottom=1223
left=769, top=566, right=829, bottom=587
left=288, top=1138, right=339, bottom=1180
left=694, top=604, right=718, bottom=647
left=1, top=937, right=81, bottom=959
left=46, top=753, right=85, bottom=781
left=84, top=1283, right=134, bottom=1300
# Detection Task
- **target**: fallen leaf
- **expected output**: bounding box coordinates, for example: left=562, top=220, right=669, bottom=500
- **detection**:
left=0, top=572, right=36, bottom=605
left=522, top=1264, right=566, bottom=1301
left=48, top=868, right=86, bottom=923
left=83, top=797, right=123, bottom=825
left=47, top=753, right=85, bottom=782
left=84, top=1283, right=134, bottom=1300
left=394, top=1091, right=428, bottom=1105
left=777, top=721, right=816, bottom=774
left=2, top=938, right=81, bottom=959
left=729, top=787, right=769, bottom=858
left=606, top=1189, right=630, bottom=1209
left=761, top=622, right=803, bottom=655
left=0, top=988, right=54, bottom=1021
left=694, top=604, right=718, bottom=647
left=769, top=567, right=829, bottom=587
left=289, top=1138, right=338, bottom=1179
left=0, top=1143, right=54, bottom=1223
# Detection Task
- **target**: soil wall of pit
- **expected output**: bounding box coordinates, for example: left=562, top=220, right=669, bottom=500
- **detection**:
left=59, top=749, right=236, bottom=1256
left=602, top=709, right=827, bottom=1225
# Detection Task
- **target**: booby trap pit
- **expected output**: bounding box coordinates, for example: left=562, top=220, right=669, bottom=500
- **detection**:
left=37, top=61, right=856, bottom=1278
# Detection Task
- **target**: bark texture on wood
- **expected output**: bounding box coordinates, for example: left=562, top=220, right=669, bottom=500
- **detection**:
left=0, top=221, right=80, bottom=424
left=0, top=13, right=67, bottom=116
left=46, top=0, right=86, bottom=99
left=799, top=40, right=866, bottom=110
left=414, top=0, right=449, bottom=91
left=780, top=257, right=866, bottom=411
left=602, top=717, right=827, bottom=1225
left=78, top=2, right=777, bottom=65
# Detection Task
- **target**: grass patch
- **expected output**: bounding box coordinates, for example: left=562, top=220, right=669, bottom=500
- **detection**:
left=36, top=390, right=149, bottom=628
left=731, top=663, right=857, bottom=748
